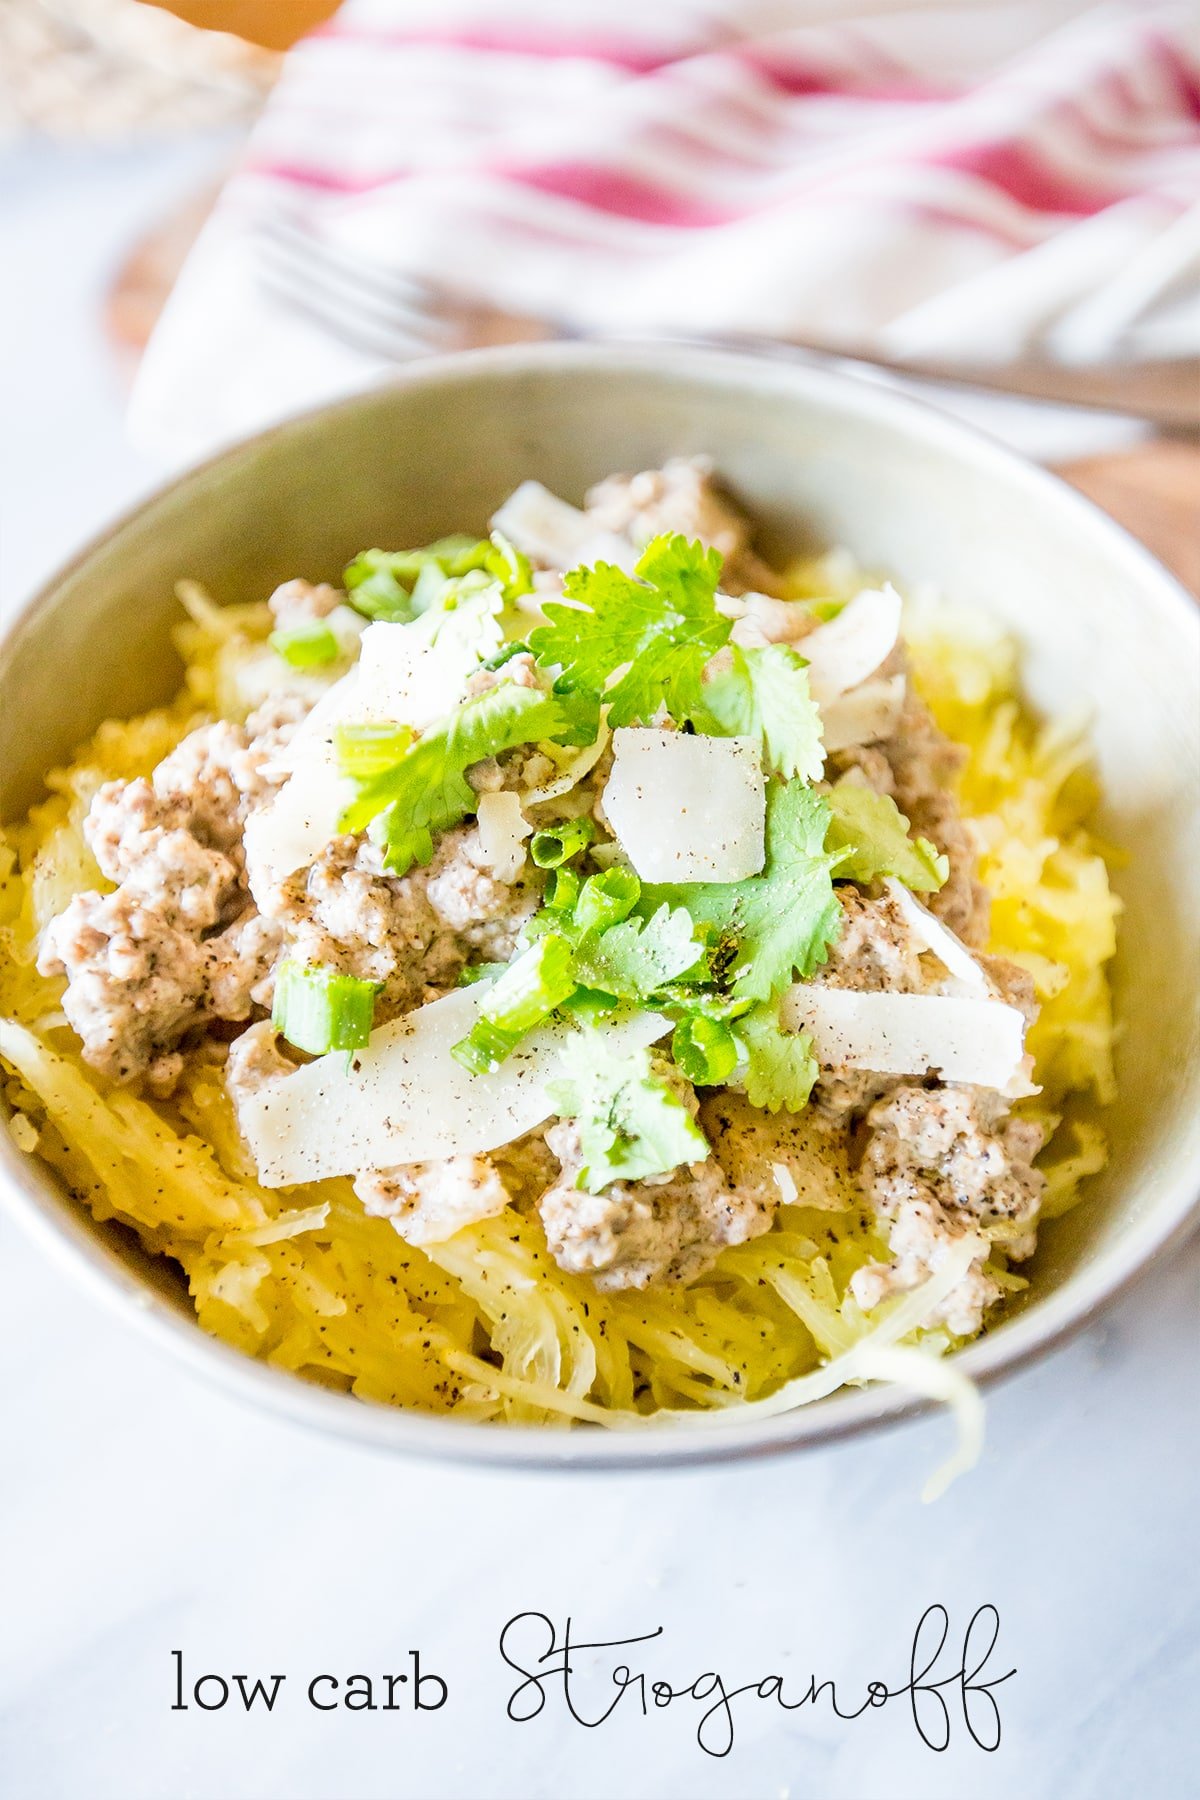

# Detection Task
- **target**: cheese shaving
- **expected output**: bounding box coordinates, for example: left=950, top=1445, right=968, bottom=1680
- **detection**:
left=782, top=985, right=1026, bottom=1090
left=238, top=989, right=669, bottom=1186
left=802, top=585, right=903, bottom=705
left=602, top=728, right=765, bottom=883
left=819, top=673, right=907, bottom=753
left=491, top=480, right=636, bottom=572
left=475, top=791, right=532, bottom=882
left=883, top=877, right=992, bottom=995
left=245, top=613, right=495, bottom=897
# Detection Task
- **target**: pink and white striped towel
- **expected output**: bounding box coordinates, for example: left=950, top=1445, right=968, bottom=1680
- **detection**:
left=132, top=0, right=1200, bottom=462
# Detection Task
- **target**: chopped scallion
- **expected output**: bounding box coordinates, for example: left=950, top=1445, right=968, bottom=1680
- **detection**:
left=342, top=552, right=414, bottom=623
left=573, top=867, right=641, bottom=937
left=544, top=866, right=582, bottom=912
left=333, top=720, right=414, bottom=782
left=451, top=934, right=577, bottom=1073
left=481, top=639, right=532, bottom=673
left=344, top=535, right=521, bottom=624
left=269, top=621, right=340, bottom=669
left=272, top=961, right=378, bottom=1056
left=530, top=816, right=595, bottom=869
left=486, top=529, right=534, bottom=598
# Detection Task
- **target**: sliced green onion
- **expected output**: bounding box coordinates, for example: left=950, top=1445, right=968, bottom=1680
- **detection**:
left=269, top=621, right=340, bottom=669
left=272, top=961, right=378, bottom=1056
left=342, top=552, right=414, bottom=623
left=344, top=536, right=521, bottom=624
left=544, top=865, right=582, bottom=913
left=435, top=535, right=493, bottom=575
left=530, top=816, right=595, bottom=869
left=451, top=934, right=577, bottom=1074
left=333, top=720, right=414, bottom=782
left=486, top=529, right=534, bottom=598
left=481, top=638, right=532, bottom=673
left=573, top=867, right=641, bottom=937
left=671, top=1013, right=739, bottom=1087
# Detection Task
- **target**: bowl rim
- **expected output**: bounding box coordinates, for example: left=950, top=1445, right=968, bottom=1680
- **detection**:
left=2, top=337, right=1198, bottom=1470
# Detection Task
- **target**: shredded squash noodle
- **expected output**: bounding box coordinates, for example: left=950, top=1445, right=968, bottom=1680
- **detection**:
left=0, top=576, right=1119, bottom=1449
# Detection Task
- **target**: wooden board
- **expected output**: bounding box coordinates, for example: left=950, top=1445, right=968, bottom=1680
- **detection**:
left=1057, top=443, right=1199, bottom=598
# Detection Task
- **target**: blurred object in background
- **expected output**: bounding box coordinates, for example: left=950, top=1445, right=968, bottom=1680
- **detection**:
left=0, top=0, right=278, bottom=136
left=106, top=181, right=221, bottom=361
left=1061, top=441, right=1200, bottom=594
left=122, top=0, right=1200, bottom=460
left=141, top=1, right=342, bottom=53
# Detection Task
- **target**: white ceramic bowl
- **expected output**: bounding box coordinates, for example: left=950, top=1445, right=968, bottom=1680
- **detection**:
left=2, top=343, right=1198, bottom=1468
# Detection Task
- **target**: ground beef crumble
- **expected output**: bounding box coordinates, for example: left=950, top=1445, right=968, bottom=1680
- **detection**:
left=584, top=456, right=785, bottom=596
left=850, top=1085, right=1045, bottom=1336
left=38, top=697, right=302, bottom=1092
left=539, top=1118, right=774, bottom=1290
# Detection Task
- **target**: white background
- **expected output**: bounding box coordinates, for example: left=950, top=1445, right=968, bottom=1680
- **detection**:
left=1, top=137, right=1197, bottom=1800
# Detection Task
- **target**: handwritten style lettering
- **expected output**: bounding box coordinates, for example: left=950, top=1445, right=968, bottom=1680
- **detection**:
left=498, top=1605, right=1014, bottom=1758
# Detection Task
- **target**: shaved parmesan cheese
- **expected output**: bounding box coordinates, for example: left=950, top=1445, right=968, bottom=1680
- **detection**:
left=354, top=607, right=501, bottom=730
left=589, top=839, right=633, bottom=872
left=772, top=1163, right=798, bottom=1205
left=782, top=985, right=1027, bottom=1091
left=820, top=674, right=907, bottom=753
left=245, top=608, right=498, bottom=899
left=491, top=480, right=637, bottom=572
left=719, top=589, right=809, bottom=648
left=239, top=988, right=669, bottom=1187
left=476, top=791, right=531, bottom=881
left=602, top=728, right=765, bottom=883
left=521, top=717, right=610, bottom=806
left=802, top=585, right=903, bottom=705
left=882, top=878, right=991, bottom=995
left=244, top=758, right=355, bottom=908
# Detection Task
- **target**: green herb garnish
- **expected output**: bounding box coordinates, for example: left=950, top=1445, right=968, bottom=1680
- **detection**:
left=271, top=961, right=378, bottom=1056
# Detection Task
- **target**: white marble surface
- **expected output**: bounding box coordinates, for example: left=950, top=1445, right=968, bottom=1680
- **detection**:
left=1, top=140, right=1198, bottom=1800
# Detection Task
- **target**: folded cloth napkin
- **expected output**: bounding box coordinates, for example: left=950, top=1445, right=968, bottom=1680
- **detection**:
left=131, top=0, right=1200, bottom=462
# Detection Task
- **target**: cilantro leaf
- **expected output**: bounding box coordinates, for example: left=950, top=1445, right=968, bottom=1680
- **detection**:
left=547, top=1033, right=710, bottom=1193
left=670, top=1011, right=740, bottom=1086
left=696, top=644, right=825, bottom=781
left=736, top=1000, right=818, bottom=1113
left=824, top=778, right=948, bottom=891
left=340, top=681, right=576, bottom=873
left=643, top=782, right=842, bottom=1003
left=528, top=534, right=729, bottom=727
left=572, top=903, right=704, bottom=1001
left=546, top=678, right=604, bottom=748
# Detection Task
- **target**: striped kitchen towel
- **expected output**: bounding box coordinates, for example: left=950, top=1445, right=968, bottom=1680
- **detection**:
left=132, top=0, right=1200, bottom=460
